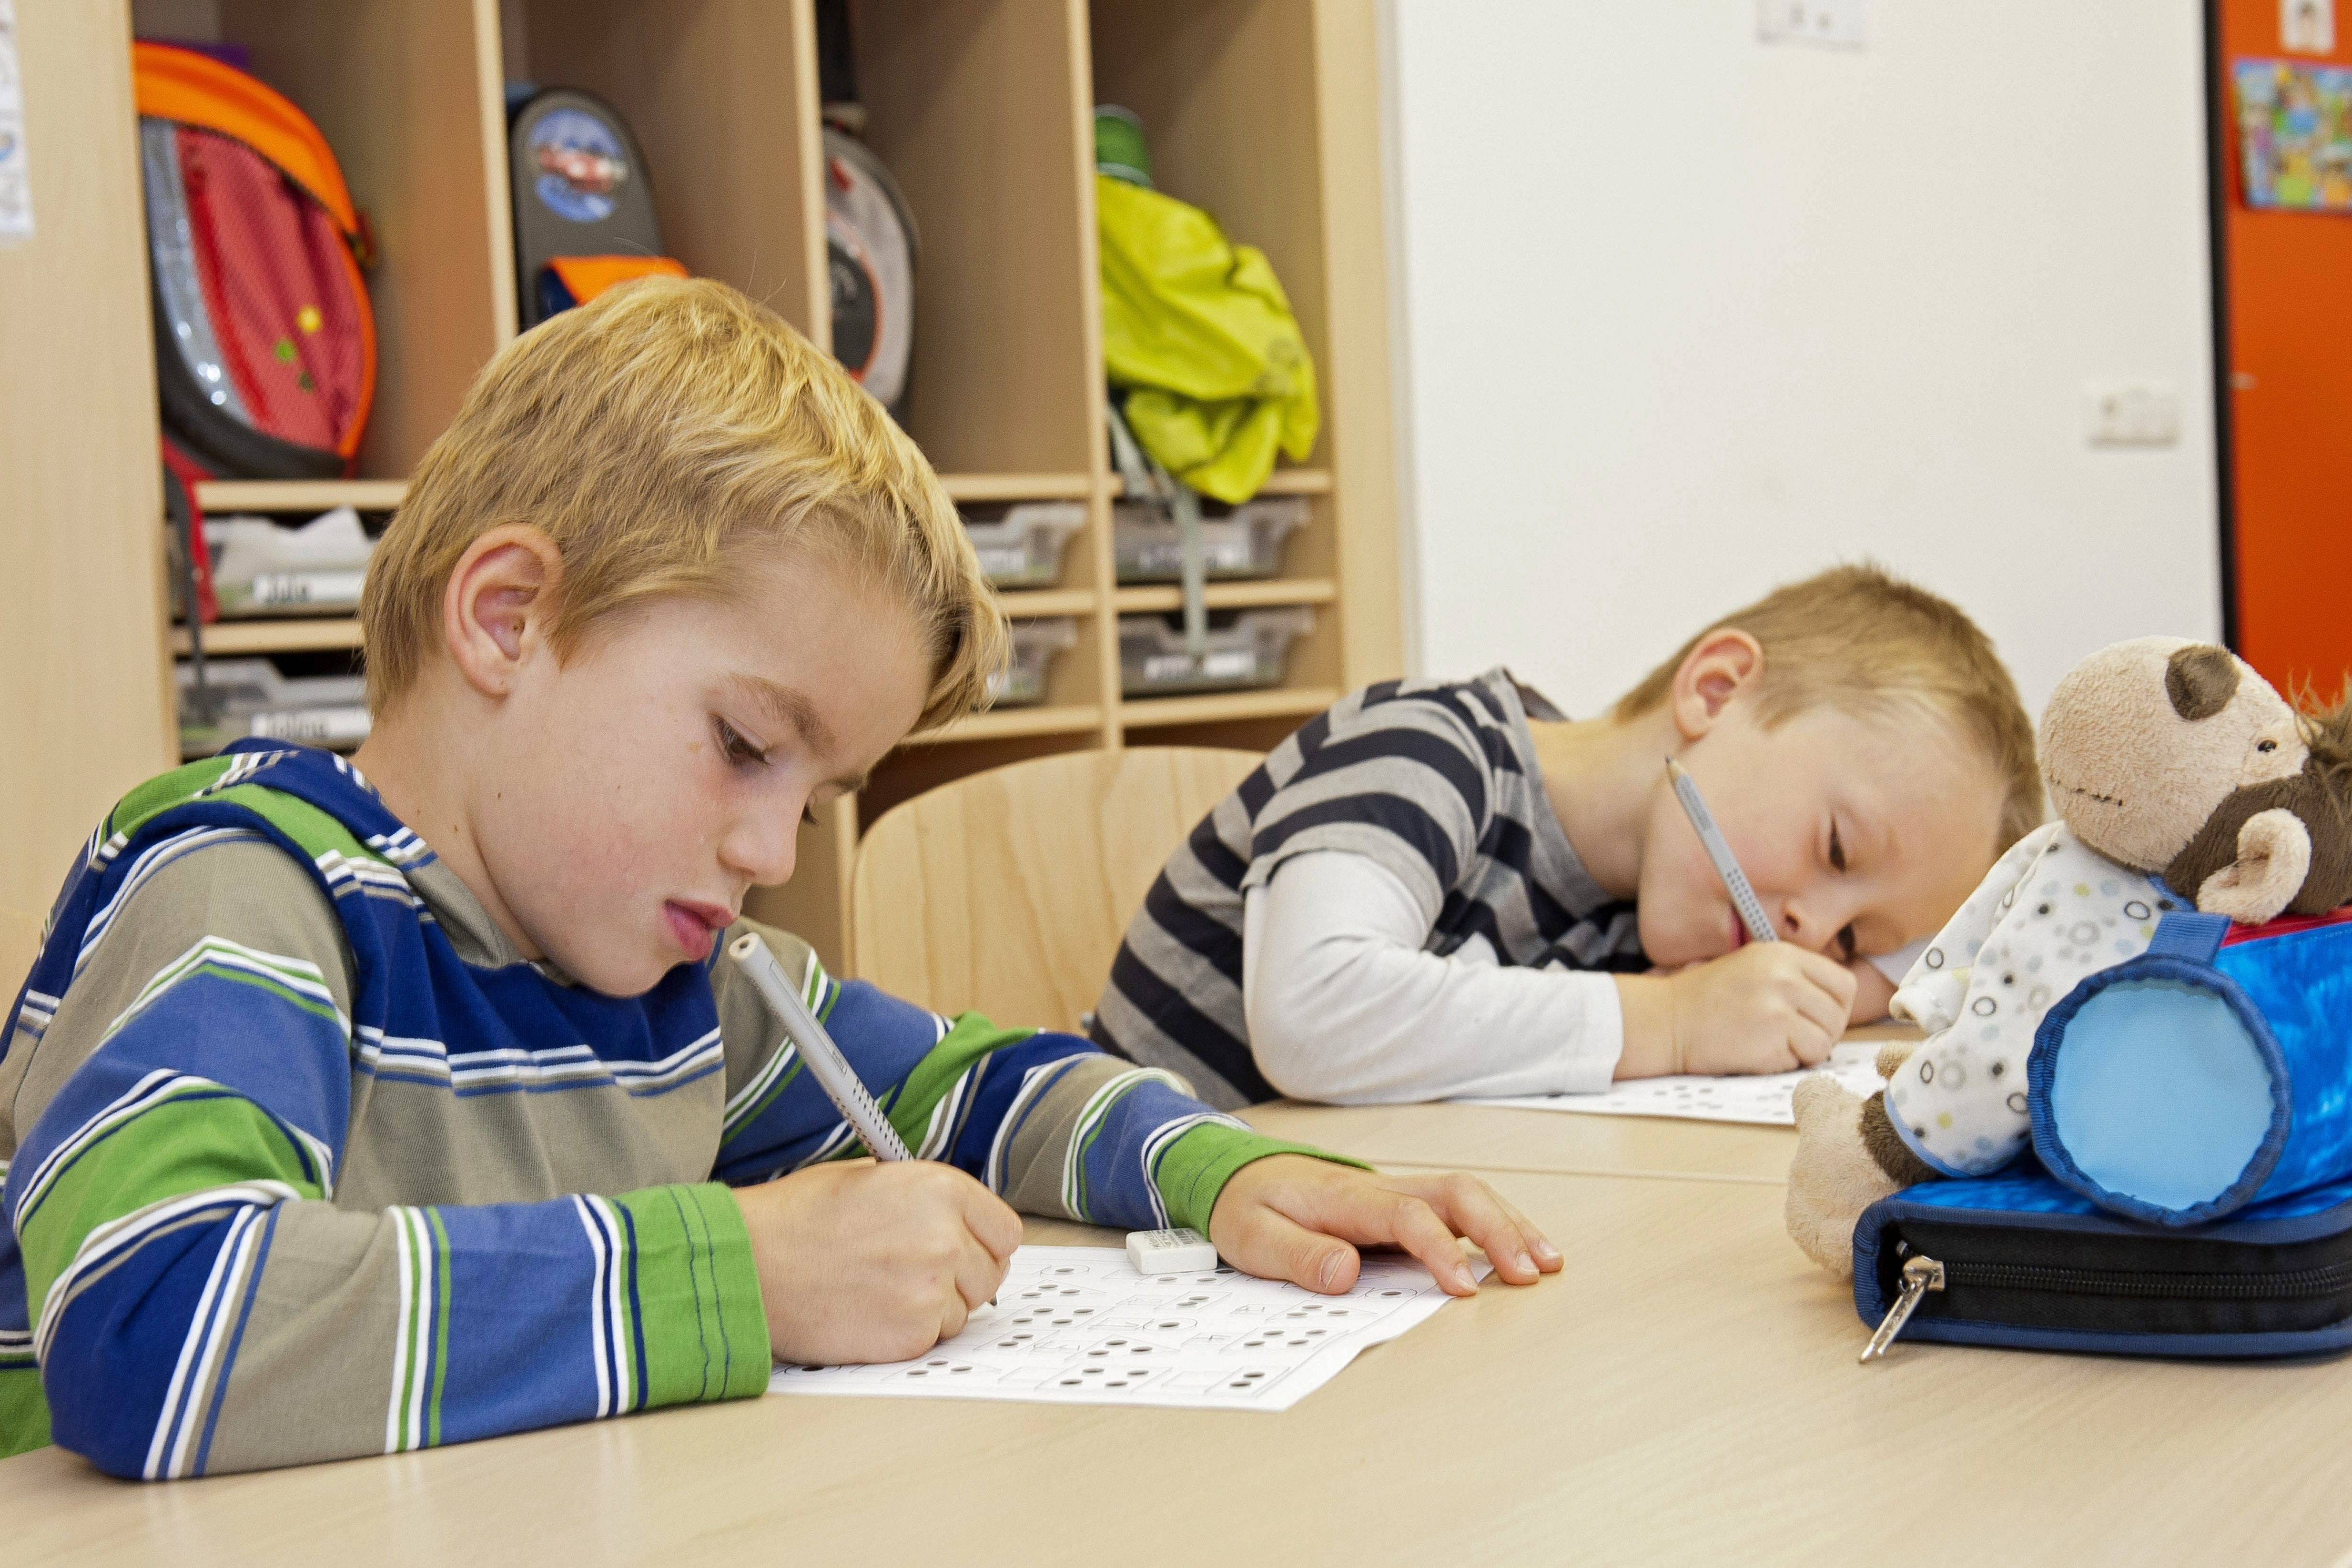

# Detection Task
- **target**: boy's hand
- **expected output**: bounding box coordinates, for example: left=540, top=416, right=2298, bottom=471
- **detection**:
left=731, top=1160, right=1023, bottom=1366
left=1615, top=943, right=1857, bottom=1078
left=1846, top=955, right=1897, bottom=1025
left=1207, top=1154, right=1562, bottom=1297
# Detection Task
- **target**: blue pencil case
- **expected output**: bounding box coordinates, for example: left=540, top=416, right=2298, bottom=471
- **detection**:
left=1854, top=907, right=2352, bottom=1358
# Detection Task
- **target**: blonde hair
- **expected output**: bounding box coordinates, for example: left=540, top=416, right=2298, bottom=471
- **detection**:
left=361, top=277, right=1004, bottom=732
left=1615, top=564, right=2045, bottom=850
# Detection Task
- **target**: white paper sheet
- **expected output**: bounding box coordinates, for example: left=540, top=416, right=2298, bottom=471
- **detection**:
left=768, top=1245, right=1483, bottom=1412
left=1459, top=1039, right=1889, bottom=1126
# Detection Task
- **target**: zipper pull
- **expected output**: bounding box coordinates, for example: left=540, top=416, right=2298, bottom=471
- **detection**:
left=1859, top=1255, right=1945, bottom=1363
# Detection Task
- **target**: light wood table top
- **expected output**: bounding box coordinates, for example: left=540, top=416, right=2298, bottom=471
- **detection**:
left=1242, top=1023, right=1922, bottom=1184
left=9, top=1162, right=2347, bottom=1567
left=1245, top=1098, right=1799, bottom=1184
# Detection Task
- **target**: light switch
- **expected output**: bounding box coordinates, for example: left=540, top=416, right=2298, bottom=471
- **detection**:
left=2084, top=383, right=2183, bottom=447
left=1757, top=0, right=1867, bottom=49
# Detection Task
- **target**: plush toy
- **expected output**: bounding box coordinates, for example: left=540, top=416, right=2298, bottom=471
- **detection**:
left=1787, top=637, right=2352, bottom=1274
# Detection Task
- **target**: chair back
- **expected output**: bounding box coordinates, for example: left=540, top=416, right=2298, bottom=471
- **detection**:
left=849, top=747, right=1263, bottom=1030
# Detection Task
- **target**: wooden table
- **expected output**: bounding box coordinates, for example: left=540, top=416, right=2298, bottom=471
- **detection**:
left=9, top=1138, right=2352, bottom=1566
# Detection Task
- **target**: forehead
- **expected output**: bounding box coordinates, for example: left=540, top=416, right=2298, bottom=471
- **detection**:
left=1783, top=705, right=2006, bottom=907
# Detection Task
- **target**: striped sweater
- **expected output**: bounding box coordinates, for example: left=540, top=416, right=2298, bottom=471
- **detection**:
left=0, top=743, right=1327, bottom=1477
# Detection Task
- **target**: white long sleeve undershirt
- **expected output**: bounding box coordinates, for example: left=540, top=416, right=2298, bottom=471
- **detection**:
left=1240, top=850, right=1626, bottom=1105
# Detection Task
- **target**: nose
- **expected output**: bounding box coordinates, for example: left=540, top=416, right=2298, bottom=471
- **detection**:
left=720, top=797, right=802, bottom=888
left=1775, top=889, right=1858, bottom=955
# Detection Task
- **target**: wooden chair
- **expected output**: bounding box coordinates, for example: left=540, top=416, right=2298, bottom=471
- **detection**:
left=849, top=747, right=1263, bottom=1031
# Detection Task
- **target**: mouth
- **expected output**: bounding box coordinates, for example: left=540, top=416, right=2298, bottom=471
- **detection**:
left=2050, top=776, right=2126, bottom=810
left=1728, top=907, right=1749, bottom=952
left=664, top=899, right=737, bottom=961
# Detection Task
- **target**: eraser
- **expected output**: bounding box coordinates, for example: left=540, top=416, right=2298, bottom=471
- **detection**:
left=1125, top=1226, right=1218, bottom=1275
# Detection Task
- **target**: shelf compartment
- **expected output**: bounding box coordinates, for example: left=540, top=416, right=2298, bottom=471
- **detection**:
left=1118, top=687, right=1338, bottom=729
left=994, top=588, right=1099, bottom=617
left=207, top=0, right=510, bottom=476
left=172, top=618, right=366, bottom=658
left=1106, top=467, right=1331, bottom=499
left=1113, top=579, right=1335, bottom=613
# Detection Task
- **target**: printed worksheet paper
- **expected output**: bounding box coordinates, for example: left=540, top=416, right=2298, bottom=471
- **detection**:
left=769, top=1246, right=1483, bottom=1412
left=1460, top=1040, right=1889, bottom=1126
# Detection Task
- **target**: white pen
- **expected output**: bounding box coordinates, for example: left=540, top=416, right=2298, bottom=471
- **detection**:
left=726, top=932, right=913, bottom=1162
left=1664, top=758, right=1779, bottom=947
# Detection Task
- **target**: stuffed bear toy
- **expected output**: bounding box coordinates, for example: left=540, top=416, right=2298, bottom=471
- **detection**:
left=1786, top=637, right=2352, bottom=1275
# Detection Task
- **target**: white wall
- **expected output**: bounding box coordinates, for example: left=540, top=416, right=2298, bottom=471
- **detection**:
left=1381, top=0, right=2221, bottom=718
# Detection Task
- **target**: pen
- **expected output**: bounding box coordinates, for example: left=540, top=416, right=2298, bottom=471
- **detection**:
left=727, top=932, right=914, bottom=1162
left=1664, top=758, right=1779, bottom=947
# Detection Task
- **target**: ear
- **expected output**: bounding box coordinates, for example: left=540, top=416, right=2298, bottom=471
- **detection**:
left=2196, top=807, right=2311, bottom=925
left=440, top=525, right=566, bottom=700
left=1668, top=628, right=1765, bottom=741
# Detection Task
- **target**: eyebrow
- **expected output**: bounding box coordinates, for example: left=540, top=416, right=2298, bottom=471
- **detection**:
left=722, top=673, right=845, bottom=773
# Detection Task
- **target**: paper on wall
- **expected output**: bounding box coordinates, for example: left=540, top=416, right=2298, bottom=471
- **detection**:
left=0, top=1, right=30, bottom=248
left=769, top=1245, right=1483, bottom=1412
left=1459, top=1038, right=1890, bottom=1127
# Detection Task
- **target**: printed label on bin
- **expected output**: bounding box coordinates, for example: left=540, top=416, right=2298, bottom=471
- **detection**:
left=973, top=545, right=1033, bottom=580
left=1144, top=651, right=1257, bottom=683
left=240, top=571, right=366, bottom=609
left=247, top=706, right=372, bottom=745
left=1129, top=540, right=1255, bottom=575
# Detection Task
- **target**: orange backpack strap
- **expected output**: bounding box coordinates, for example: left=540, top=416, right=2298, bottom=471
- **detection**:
left=132, top=41, right=359, bottom=238
left=545, top=255, right=689, bottom=305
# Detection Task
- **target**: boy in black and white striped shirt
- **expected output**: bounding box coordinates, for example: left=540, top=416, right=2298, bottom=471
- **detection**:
left=1091, top=567, right=2046, bottom=1111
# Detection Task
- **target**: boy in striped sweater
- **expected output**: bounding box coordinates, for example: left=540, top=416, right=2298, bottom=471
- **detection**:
left=1093, top=569, right=2048, bottom=1110
left=0, top=280, right=1553, bottom=1477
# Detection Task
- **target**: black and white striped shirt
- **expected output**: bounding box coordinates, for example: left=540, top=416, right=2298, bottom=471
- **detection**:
left=1091, top=670, right=1647, bottom=1108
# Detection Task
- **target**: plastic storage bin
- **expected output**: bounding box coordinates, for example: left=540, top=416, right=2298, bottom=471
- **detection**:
left=205, top=506, right=375, bottom=617
left=178, top=658, right=370, bottom=757
left=962, top=501, right=1085, bottom=589
left=1119, top=607, right=1312, bottom=697
left=988, top=617, right=1079, bottom=708
left=1112, top=496, right=1307, bottom=583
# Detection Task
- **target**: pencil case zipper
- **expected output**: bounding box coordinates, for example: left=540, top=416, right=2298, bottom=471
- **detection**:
left=1860, top=1247, right=2352, bottom=1360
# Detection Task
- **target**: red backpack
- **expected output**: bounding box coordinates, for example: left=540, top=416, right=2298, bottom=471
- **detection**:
left=135, top=42, right=375, bottom=479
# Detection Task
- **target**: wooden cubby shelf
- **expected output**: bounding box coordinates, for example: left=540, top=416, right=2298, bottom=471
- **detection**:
left=81, top=0, right=1402, bottom=981
left=1113, top=579, right=1338, bottom=613
left=1119, top=688, right=1343, bottom=730
left=172, top=618, right=365, bottom=658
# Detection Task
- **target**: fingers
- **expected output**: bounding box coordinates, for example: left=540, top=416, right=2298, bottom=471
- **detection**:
left=1382, top=1193, right=1481, bottom=1296
left=952, top=1229, right=1011, bottom=1314
left=958, top=1182, right=1025, bottom=1263
left=1237, top=1203, right=1362, bottom=1295
left=1385, top=1173, right=1550, bottom=1284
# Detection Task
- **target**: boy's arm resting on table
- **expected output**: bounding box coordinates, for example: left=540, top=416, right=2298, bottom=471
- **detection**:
left=710, top=919, right=1353, bottom=1235
left=7, top=843, right=767, bottom=1480
left=1239, top=851, right=1626, bottom=1103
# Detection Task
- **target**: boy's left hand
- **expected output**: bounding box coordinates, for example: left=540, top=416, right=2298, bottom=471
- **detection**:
left=1207, top=1155, right=1562, bottom=1297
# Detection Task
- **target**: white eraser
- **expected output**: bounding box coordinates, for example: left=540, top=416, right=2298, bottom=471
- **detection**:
left=1125, top=1226, right=1218, bottom=1275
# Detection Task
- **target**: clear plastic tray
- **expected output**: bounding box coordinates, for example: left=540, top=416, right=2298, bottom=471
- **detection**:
left=205, top=506, right=375, bottom=617
left=1112, top=496, right=1307, bottom=584
left=962, top=501, right=1085, bottom=589
left=1118, top=607, right=1312, bottom=697
left=177, top=658, right=371, bottom=757
left=988, top=617, right=1079, bottom=708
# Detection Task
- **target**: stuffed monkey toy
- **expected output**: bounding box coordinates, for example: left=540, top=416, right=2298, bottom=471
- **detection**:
left=1786, top=637, right=2352, bottom=1275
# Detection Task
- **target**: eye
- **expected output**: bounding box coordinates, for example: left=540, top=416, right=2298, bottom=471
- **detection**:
left=716, top=718, right=769, bottom=769
left=1835, top=923, right=1858, bottom=963
left=1828, top=821, right=1847, bottom=874
left=2258, top=739, right=2278, bottom=753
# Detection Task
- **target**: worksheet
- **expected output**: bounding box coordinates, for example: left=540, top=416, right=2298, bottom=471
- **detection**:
left=1459, top=1039, right=1889, bottom=1127
left=768, top=1246, right=1484, bottom=1412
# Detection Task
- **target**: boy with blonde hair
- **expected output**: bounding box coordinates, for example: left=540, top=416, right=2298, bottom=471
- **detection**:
left=1094, top=567, right=2044, bottom=1108
left=0, top=279, right=1554, bottom=1476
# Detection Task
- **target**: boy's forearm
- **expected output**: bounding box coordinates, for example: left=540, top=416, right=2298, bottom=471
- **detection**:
left=35, top=1180, right=769, bottom=1479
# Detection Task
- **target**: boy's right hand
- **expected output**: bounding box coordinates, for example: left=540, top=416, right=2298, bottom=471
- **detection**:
left=1615, top=942, right=1858, bottom=1078
left=731, top=1160, right=1023, bottom=1366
